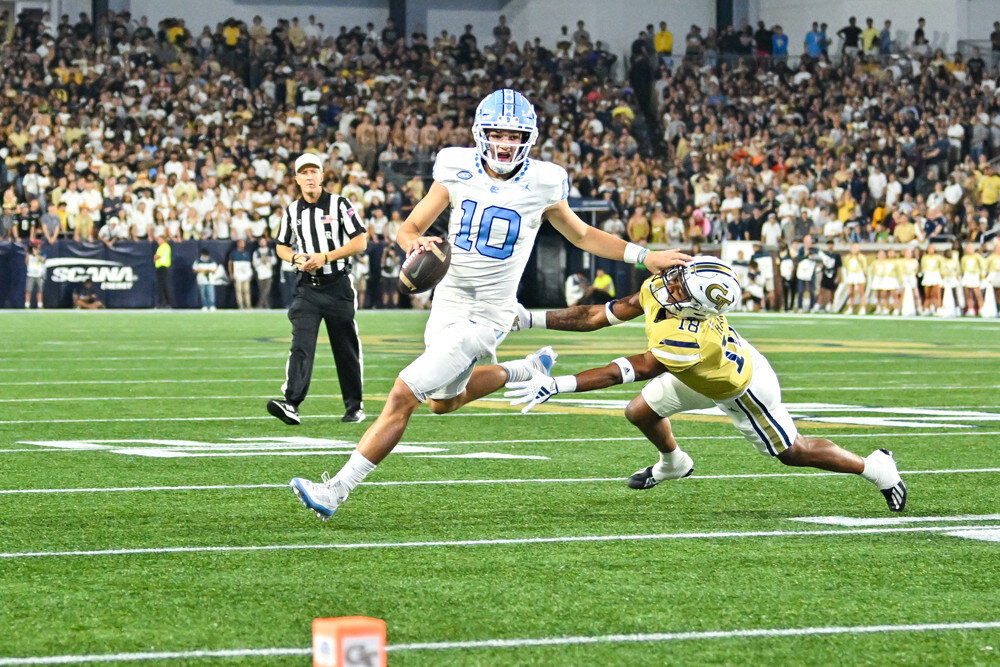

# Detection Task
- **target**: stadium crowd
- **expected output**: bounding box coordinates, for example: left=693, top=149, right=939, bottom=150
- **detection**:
left=1, top=9, right=999, bottom=313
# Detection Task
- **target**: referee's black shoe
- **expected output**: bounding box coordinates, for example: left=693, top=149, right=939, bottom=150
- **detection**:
left=267, top=399, right=301, bottom=425
left=341, top=409, right=366, bottom=423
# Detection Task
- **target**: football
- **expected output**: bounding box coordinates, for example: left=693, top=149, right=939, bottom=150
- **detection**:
left=398, top=239, right=451, bottom=294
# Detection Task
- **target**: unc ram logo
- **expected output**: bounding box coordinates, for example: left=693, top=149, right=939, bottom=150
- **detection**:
left=705, top=283, right=734, bottom=308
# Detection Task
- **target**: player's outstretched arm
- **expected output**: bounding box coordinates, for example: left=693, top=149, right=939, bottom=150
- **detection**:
left=544, top=200, right=690, bottom=272
left=505, top=351, right=665, bottom=413
left=396, top=181, right=450, bottom=254
left=514, top=293, right=643, bottom=332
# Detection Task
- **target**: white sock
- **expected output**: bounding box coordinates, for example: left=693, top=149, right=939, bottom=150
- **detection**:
left=500, top=358, right=532, bottom=383
left=333, top=451, right=376, bottom=492
left=860, top=450, right=900, bottom=490
left=652, top=447, right=691, bottom=480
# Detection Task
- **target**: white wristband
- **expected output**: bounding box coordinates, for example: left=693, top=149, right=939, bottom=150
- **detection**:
left=624, top=242, right=649, bottom=265
left=605, top=300, right=624, bottom=325
left=612, top=357, right=636, bottom=384
left=531, top=310, right=547, bottom=329
left=553, top=375, right=578, bottom=393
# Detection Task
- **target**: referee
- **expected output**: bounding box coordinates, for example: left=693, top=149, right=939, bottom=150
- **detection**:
left=267, top=153, right=368, bottom=425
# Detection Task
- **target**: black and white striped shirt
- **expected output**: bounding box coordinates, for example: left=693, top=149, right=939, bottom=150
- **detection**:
left=276, top=192, right=365, bottom=274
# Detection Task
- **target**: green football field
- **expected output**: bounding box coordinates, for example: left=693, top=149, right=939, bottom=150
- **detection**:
left=1, top=309, right=999, bottom=665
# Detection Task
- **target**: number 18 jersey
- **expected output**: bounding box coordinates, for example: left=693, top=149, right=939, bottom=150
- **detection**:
left=639, top=277, right=754, bottom=400
left=431, top=147, right=569, bottom=329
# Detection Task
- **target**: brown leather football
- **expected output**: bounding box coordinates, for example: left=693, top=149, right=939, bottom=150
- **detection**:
left=397, top=240, right=452, bottom=294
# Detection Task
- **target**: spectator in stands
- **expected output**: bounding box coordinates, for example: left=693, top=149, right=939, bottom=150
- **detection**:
left=804, top=22, right=823, bottom=59
left=837, top=17, right=862, bottom=60
left=991, top=22, right=1000, bottom=69
left=654, top=21, right=673, bottom=69
left=879, top=20, right=892, bottom=60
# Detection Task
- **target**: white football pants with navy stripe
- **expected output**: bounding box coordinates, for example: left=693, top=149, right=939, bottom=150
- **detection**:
left=641, top=344, right=798, bottom=457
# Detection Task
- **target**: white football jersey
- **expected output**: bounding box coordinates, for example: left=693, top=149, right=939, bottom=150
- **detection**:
left=431, top=147, right=569, bottom=329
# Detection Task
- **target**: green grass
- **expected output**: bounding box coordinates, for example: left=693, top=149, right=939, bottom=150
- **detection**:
left=1, top=310, right=999, bottom=665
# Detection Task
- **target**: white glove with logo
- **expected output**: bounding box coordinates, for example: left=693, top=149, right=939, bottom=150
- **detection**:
left=510, top=302, right=533, bottom=332
left=505, top=373, right=559, bottom=414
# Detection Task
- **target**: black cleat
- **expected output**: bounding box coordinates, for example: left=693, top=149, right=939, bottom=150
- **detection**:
left=628, top=467, right=661, bottom=490
left=881, top=480, right=907, bottom=512
left=627, top=464, right=694, bottom=490
left=267, top=399, right=300, bottom=425
left=341, top=409, right=366, bottom=423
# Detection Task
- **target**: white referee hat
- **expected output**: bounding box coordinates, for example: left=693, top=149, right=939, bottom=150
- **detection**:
left=294, top=153, right=324, bottom=173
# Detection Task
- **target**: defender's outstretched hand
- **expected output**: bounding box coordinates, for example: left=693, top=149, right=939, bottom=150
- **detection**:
left=505, top=372, right=558, bottom=414
left=642, top=249, right=692, bottom=273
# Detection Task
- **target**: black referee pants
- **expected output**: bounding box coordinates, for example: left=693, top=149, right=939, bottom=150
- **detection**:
left=283, top=273, right=363, bottom=413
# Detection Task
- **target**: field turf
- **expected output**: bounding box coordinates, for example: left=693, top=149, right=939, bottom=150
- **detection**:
left=1, top=309, right=999, bottom=665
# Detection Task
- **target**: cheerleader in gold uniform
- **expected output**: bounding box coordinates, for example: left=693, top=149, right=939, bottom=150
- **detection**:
left=843, top=243, right=868, bottom=314
left=942, top=249, right=962, bottom=314
left=870, top=249, right=898, bottom=314
left=897, top=247, right=921, bottom=315
left=987, top=244, right=1000, bottom=313
left=960, top=243, right=986, bottom=316
left=919, top=245, right=944, bottom=314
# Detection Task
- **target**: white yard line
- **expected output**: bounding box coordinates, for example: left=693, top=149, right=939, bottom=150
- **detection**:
left=3, top=525, right=1000, bottom=559
left=0, top=378, right=295, bottom=386
left=3, top=428, right=1000, bottom=447
left=1, top=467, right=998, bottom=495
left=1, top=620, right=998, bottom=664
left=584, top=385, right=1000, bottom=393
left=792, top=514, right=1000, bottom=527
left=0, top=412, right=570, bottom=425
left=0, top=393, right=398, bottom=403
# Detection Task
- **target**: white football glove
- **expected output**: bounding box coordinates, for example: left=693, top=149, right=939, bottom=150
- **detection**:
left=510, top=302, right=533, bottom=332
left=504, top=373, right=558, bottom=414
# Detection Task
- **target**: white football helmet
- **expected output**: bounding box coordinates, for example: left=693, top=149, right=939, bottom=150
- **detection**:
left=472, top=89, right=538, bottom=175
left=648, top=255, right=742, bottom=320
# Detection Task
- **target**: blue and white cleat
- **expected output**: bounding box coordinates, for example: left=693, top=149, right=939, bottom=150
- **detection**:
left=529, top=345, right=557, bottom=375
left=290, top=472, right=349, bottom=521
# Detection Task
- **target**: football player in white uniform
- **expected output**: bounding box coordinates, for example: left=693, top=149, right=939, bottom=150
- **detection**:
left=506, top=256, right=907, bottom=512
left=291, top=88, right=690, bottom=519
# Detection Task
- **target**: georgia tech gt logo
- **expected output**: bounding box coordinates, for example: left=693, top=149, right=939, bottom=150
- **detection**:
left=705, top=283, right=734, bottom=308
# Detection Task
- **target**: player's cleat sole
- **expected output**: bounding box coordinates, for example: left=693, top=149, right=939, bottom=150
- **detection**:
left=627, top=464, right=694, bottom=490
left=881, top=480, right=907, bottom=512
left=267, top=399, right=300, bottom=425
left=533, top=346, right=557, bottom=375
left=290, top=475, right=348, bottom=520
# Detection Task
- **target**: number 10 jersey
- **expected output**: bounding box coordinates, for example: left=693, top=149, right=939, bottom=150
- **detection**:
left=430, top=147, right=569, bottom=330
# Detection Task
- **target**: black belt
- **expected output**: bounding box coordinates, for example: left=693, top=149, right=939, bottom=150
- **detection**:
left=302, top=269, right=347, bottom=286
